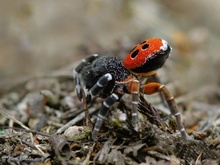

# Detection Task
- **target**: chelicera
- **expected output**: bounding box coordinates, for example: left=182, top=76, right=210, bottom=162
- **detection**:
left=73, top=38, right=188, bottom=141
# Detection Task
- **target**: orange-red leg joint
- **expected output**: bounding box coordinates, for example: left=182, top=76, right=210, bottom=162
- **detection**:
left=141, top=82, right=163, bottom=95
left=126, top=80, right=140, bottom=94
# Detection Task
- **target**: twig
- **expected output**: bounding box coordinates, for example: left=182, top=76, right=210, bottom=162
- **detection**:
left=0, top=109, right=53, bottom=158
left=195, top=151, right=202, bottom=165
left=82, top=143, right=95, bottom=165
left=47, top=120, right=64, bottom=127
left=0, top=126, right=51, bottom=137
left=0, top=109, right=30, bottom=131
left=98, top=139, right=115, bottom=163
left=34, top=144, right=47, bottom=157
left=147, top=151, right=171, bottom=161
left=0, top=109, right=34, bottom=144
left=56, top=107, right=97, bottom=134
left=21, top=139, right=40, bottom=150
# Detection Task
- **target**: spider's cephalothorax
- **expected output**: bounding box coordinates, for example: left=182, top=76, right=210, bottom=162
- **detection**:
left=73, top=38, right=188, bottom=141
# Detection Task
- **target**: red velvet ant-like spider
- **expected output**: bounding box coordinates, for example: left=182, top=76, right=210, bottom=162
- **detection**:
left=73, top=38, right=188, bottom=141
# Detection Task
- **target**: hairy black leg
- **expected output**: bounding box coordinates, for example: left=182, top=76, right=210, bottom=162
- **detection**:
left=92, top=93, right=120, bottom=140
left=86, top=73, right=113, bottom=104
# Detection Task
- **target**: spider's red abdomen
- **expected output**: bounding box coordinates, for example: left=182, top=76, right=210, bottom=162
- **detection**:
left=123, top=38, right=171, bottom=76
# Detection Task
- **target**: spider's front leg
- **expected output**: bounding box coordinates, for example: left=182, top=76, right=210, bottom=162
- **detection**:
left=141, top=82, right=188, bottom=141
left=85, top=73, right=118, bottom=140
left=87, top=73, right=113, bottom=103
left=73, top=54, right=99, bottom=127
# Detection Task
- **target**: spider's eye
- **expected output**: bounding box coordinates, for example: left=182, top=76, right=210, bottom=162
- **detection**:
left=131, top=49, right=139, bottom=59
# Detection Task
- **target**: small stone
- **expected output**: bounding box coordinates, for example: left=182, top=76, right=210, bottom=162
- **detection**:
left=64, top=126, right=91, bottom=140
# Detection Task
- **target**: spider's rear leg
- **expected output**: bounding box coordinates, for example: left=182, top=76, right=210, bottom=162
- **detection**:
left=141, top=82, right=188, bottom=141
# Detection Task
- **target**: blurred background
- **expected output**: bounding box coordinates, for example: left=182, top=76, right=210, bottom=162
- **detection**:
left=0, top=0, right=220, bottom=98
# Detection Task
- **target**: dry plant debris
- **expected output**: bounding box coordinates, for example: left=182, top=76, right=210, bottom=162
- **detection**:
left=0, top=65, right=219, bottom=165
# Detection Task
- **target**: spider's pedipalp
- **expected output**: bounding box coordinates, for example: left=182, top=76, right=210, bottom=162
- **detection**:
left=73, top=70, right=85, bottom=101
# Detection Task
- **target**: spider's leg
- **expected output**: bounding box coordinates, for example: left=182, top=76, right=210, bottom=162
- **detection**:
left=92, top=93, right=120, bottom=140
left=151, top=73, right=167, bottom=107
left=126, top=80, right=140, bottom=131
left=87, top=73, right=115, bottom=140
left=73, top=54, right=99, bottom=101
left=142, top=82, right=188, bottom=141
left=86, top=73, right=113, bottom=104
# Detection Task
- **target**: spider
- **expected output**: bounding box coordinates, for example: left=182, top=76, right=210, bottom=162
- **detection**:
left=73, top=38, right=188, bottom=141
